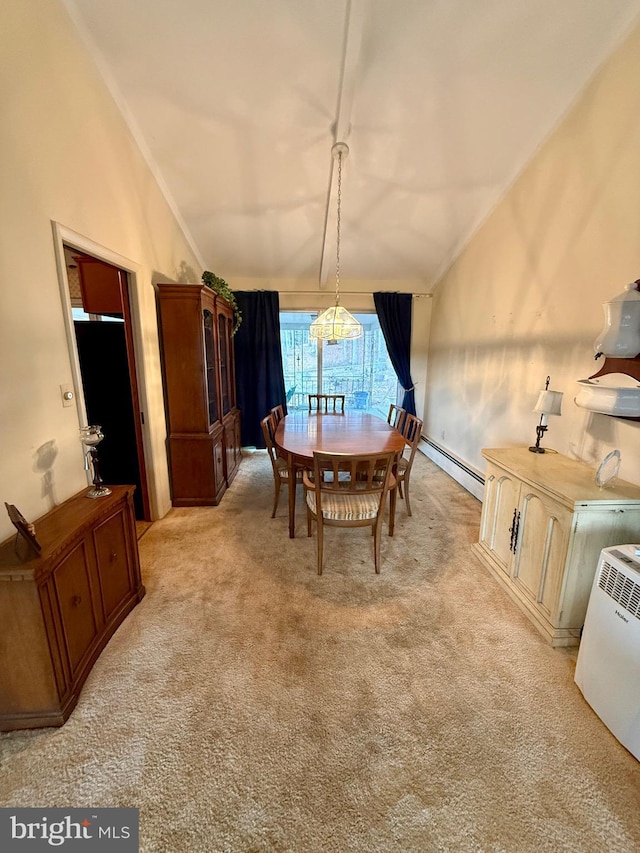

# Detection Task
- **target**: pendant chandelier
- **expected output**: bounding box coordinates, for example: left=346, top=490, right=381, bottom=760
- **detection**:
left=310, top=142, right=363, bottom=345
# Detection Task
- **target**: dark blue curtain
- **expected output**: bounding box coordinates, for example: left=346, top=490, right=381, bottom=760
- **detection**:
left=234, top=291, right=287, bottom=448
left=373, top=292, right=416, bottom=416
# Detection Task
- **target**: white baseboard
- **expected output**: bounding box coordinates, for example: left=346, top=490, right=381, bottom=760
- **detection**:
left=419, top=437, right=485, bottom=501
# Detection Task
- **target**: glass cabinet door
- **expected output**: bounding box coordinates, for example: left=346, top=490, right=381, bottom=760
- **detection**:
left=218, top=312, right=230, bottom=416
left=203, top=309, right=219, bottom=425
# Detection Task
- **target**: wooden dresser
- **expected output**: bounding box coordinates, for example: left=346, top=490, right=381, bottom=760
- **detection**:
left=472, top=448, right=640, bottom=647
left=0, top=486, right=144, bottom=730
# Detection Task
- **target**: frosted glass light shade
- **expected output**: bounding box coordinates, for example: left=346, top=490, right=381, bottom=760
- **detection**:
left=534, top=389, right=563, bottom=416
left=594, top=282, right=640, bottom=358
left=309, top=305, right=363, bottom=342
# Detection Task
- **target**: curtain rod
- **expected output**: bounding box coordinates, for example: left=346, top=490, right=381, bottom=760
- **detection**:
left=249, top=290, right=432, bottom=298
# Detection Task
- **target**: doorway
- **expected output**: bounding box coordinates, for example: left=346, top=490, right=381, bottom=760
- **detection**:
left=62, top=246, right=151, bottom=521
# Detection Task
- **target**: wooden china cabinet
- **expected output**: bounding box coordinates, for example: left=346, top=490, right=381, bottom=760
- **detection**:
left=156, top=283, right=241, bottom=506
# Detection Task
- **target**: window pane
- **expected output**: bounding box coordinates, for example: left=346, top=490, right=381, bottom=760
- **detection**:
left=203, top=310, right=219, bottom=425
left=279, top=314, right=319, bottom=410
left=279, top=311, right=398, bottom=418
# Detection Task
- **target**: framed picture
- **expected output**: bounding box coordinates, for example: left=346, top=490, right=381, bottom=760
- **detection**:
left=4, top=503, right=42, bottom=555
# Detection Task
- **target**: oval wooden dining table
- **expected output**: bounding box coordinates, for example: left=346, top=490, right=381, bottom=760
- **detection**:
left=274, top=411, right=406, bottom=538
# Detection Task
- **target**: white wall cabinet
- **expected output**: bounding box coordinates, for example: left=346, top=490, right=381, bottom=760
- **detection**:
left=472, top=448, right=640, bottom=647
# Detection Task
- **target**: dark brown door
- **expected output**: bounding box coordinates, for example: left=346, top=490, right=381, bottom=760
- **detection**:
left=70, top=250, right=151, bottom=520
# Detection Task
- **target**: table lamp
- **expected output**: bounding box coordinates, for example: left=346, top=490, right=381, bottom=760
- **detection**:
left=529, top=376, right=563, bottom=453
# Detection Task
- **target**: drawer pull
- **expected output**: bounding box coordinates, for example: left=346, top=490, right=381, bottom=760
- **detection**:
left=71, top=595, right=82, bottom=607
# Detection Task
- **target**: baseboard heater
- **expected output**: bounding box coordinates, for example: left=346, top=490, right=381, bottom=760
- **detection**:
left=420, top=436, right=485, bottom=499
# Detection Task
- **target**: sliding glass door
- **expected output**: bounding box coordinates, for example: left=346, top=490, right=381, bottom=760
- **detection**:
left=279, top=312, right=398, bottom=418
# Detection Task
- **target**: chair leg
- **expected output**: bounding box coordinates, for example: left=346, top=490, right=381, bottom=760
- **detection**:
left=373, top=519, right=382, bottom=574
left=388, top=486, right=396, bottom=537
left=404, top=475, right=412, bottom=516
left=272, top=477, right=281, bottom=518
left=316, top=520, right=324, bottom=575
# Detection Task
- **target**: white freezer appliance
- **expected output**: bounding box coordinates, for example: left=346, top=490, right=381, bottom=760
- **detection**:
left=574, top=544, right=640, bottom=761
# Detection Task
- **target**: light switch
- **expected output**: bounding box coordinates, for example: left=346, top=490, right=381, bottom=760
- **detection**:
left=60, top=384, right=75, bottom=408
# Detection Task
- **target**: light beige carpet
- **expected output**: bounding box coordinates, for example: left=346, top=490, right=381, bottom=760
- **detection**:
left=1, top=449, right=639, bottom=852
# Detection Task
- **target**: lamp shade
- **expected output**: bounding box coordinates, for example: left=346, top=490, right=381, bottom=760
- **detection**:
left=534, top=389, right=563, bottom=416
left=309, top=305, right=363, bottom=343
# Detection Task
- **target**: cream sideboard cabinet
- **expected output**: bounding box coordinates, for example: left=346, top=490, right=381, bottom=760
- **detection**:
left=472, top=448, right=640, bottom=647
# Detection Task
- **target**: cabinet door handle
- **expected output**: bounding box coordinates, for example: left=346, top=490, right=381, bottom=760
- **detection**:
left=508, top=508, right=517, bottom=552
left=110, top=551, right=117, bottom=562
left=71, top=595, right=82, bottom=607
left=512, top=511, right=521, bottom=554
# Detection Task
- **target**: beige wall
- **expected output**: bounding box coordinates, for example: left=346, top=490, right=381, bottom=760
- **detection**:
left=0, top=0, right=203, bottom=540
left=9, top=0, right=636, bottom=543
left=0, top=1, right=431, bottom=542
left=426, top=20, right=640, bottom=488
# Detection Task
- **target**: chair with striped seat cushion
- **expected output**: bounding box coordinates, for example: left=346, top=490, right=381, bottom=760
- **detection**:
left=305, top=489, right=381, bottom=521
left=387, top=404, right=406, bottom=432
left=308, top=394, right=345, bottom=413
left=270, top=404, right=284, bottom=425
left=303, top=450, right=396, bottom=575
left=269, top=404, right=287, bottom=460
left=397, top=413, right=423, bottom=516
left=261, top=414, right=302, bottom=518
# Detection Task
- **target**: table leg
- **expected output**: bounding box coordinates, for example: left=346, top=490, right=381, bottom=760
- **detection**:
left=288, top=453, right=296, bottom=538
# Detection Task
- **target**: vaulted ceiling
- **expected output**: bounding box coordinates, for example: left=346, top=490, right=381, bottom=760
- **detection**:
left=63, top=0, right=640, bottom=291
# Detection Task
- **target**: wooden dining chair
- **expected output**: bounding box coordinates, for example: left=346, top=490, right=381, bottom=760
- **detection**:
left=260, top=414, right=302, bottom=518
left=308, top=394, right=345, bottom=413
left=270, top=404, right=284, bottom=424
left=269, top=404, right=289, bottom=460
left=387, top=404, right=406, bottom=432
left=303, top=450, right=396, bottom=575
left=396, top=413, right=423, bottom=516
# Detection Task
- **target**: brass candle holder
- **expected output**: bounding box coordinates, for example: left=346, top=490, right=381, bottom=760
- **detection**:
left=79, top=425, right=111, bottom=498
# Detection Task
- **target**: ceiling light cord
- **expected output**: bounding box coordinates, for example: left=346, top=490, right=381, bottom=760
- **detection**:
left=309, top=141, right=362, bottom=342
left=335, top=149, right=342, bottom=307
